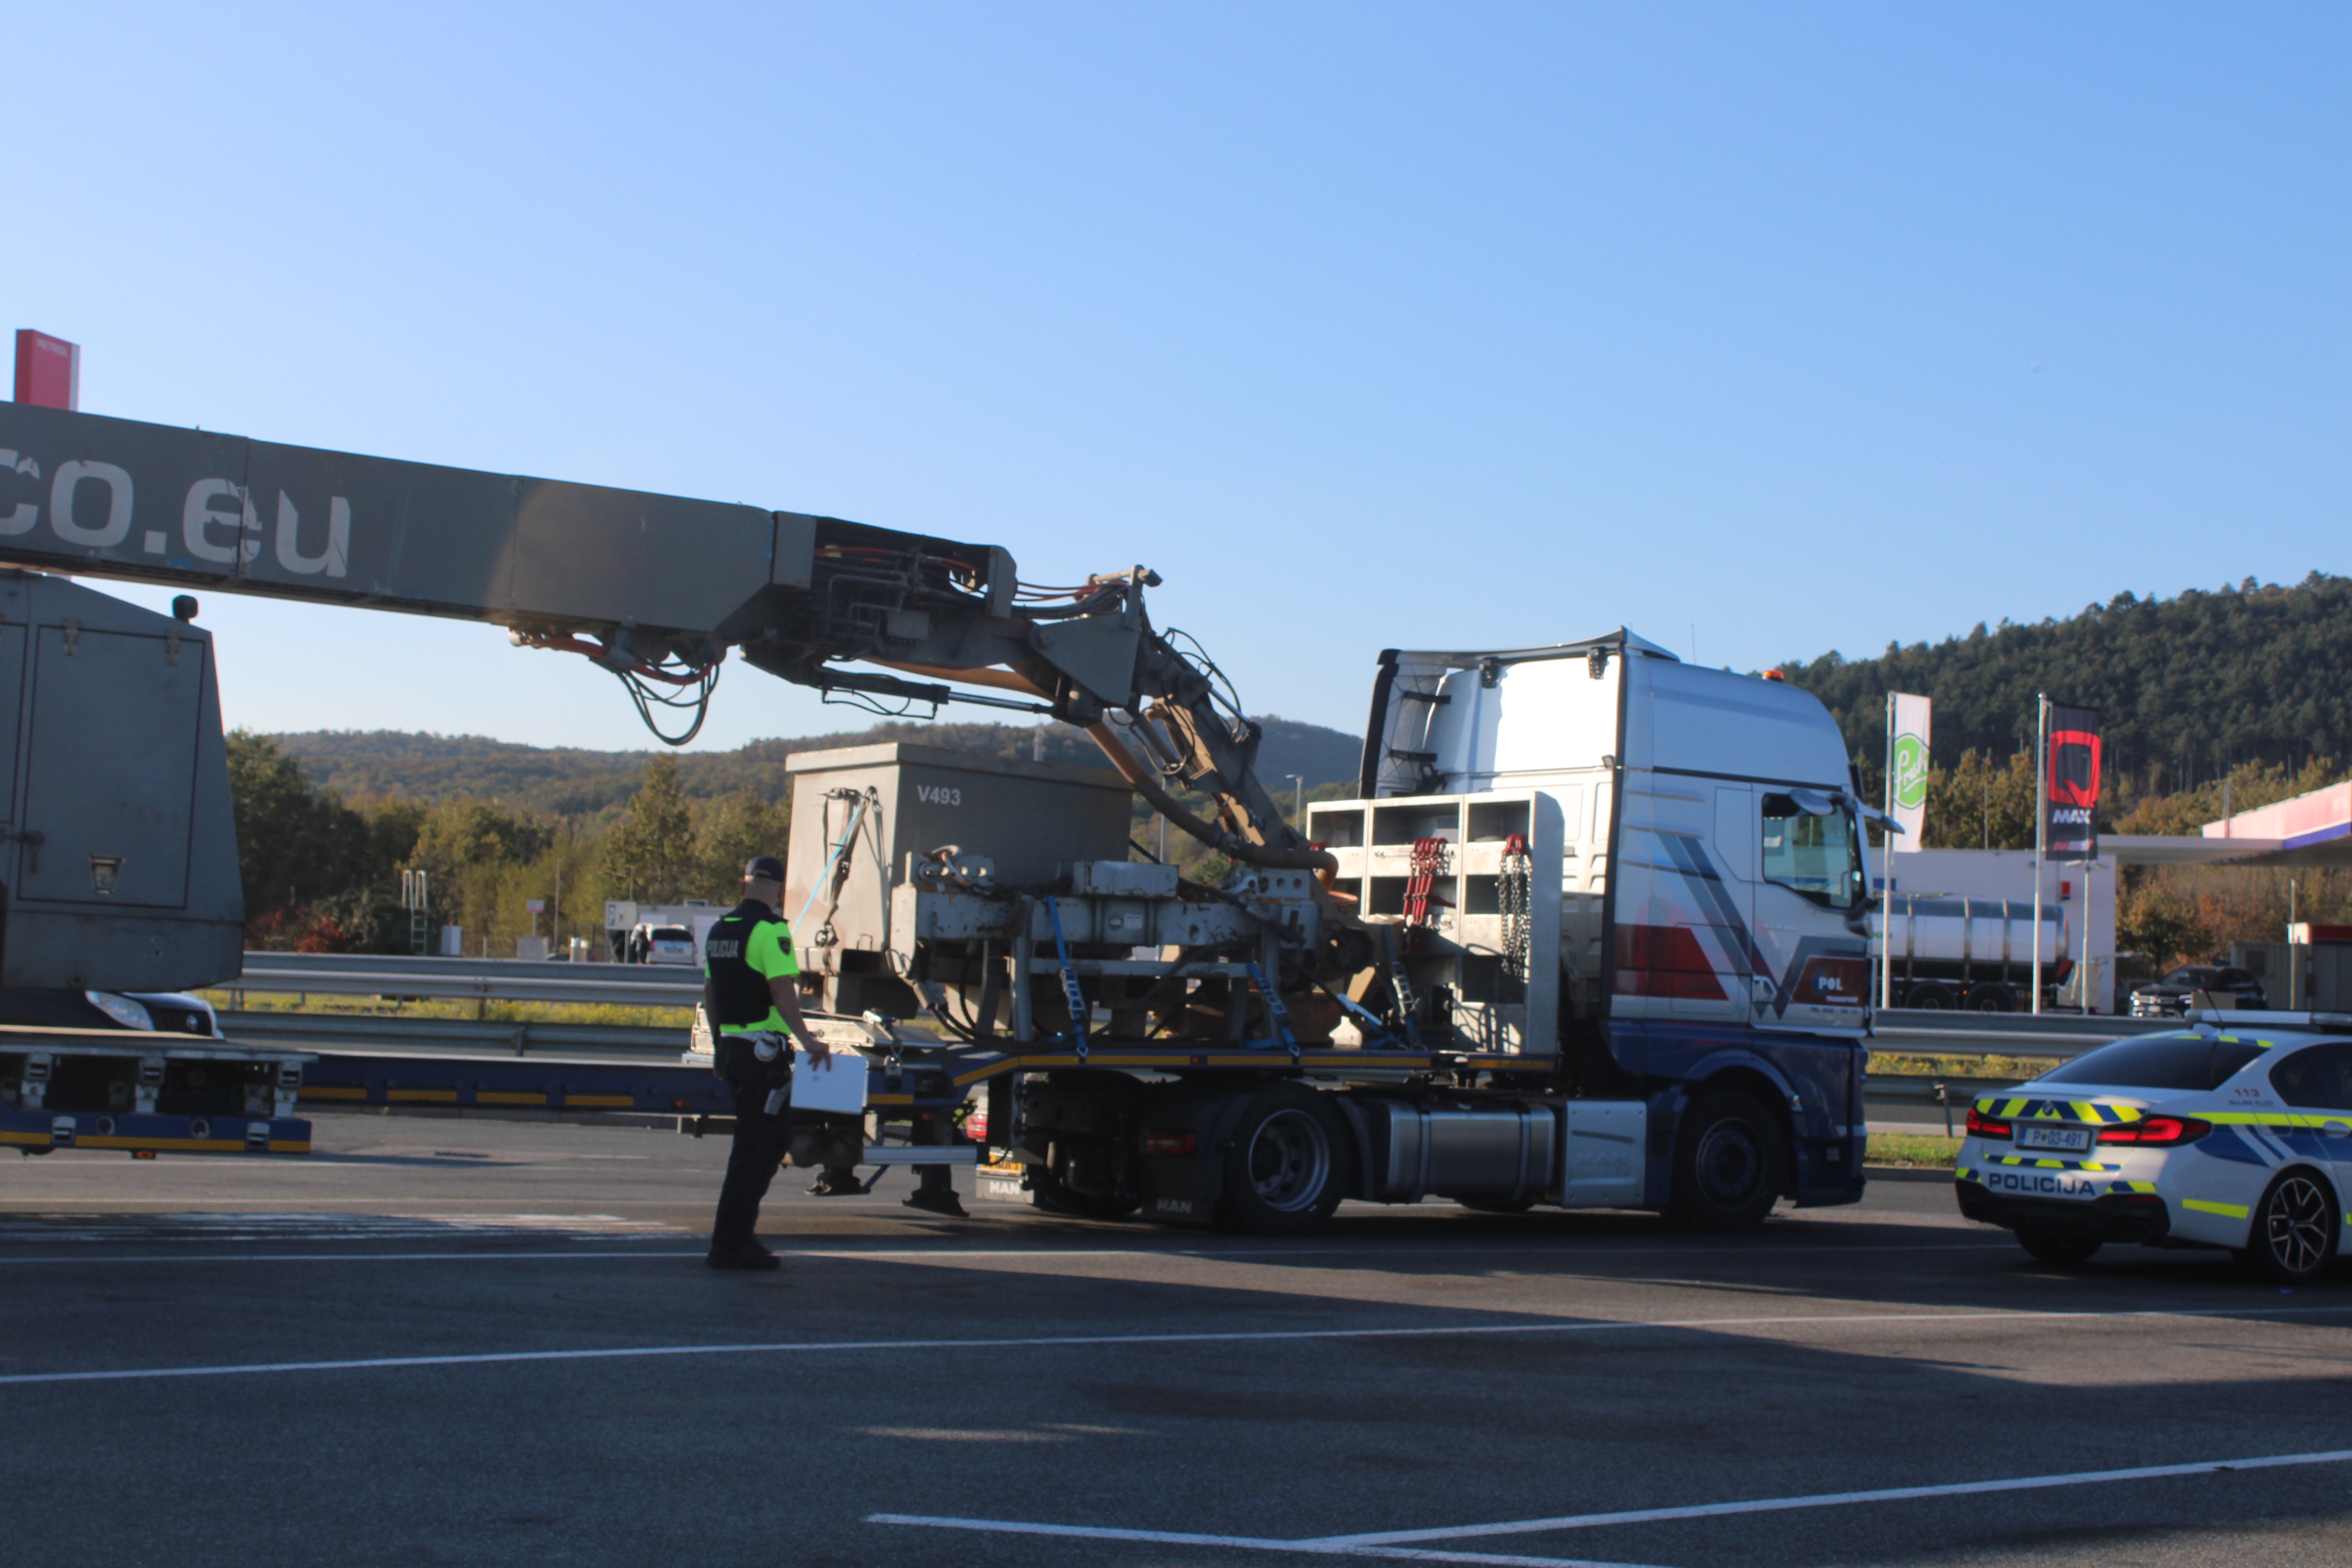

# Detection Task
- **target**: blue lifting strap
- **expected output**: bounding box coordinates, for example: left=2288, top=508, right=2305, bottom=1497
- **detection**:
left=1044, top=896, right=1089, bottom=1062
left=1248, top=959, right=1299, bottom=1065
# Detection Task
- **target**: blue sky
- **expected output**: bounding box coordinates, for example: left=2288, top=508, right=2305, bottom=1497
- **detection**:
left=14, top=4, right=2346, bottom=751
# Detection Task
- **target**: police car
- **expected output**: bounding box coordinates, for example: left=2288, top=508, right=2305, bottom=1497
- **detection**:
left=1954, top=1014, right=2352, bottom=1282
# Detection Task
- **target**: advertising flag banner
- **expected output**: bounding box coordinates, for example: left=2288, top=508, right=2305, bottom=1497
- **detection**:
left=2046, top=703, right=2102, bottom=859
left=1889, top=693, right=1931, bottom=849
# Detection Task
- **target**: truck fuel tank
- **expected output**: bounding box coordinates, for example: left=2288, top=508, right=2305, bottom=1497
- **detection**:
left=1355, top=1096, right=1649, bottom=1207
left=1361, top=1099, right=1556, bottom=1204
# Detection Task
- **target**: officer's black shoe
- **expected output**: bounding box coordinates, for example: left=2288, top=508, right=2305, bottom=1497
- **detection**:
left=808, top=1168, right=865, bottom=1197
left=705, top=1239, right=782, bottom=1271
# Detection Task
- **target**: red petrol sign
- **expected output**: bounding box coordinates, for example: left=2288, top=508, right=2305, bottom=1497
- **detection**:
left=14, top=331, right=79, bottom=411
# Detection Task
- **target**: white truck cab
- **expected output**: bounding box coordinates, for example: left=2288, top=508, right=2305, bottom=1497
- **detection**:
left=1360, top=630, right=1876, bottom=1041
left=1312, top=631, right=1880, bottom=1223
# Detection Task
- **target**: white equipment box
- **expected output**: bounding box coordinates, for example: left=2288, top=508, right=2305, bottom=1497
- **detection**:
left=792, top=1043, right=867, bottom=1116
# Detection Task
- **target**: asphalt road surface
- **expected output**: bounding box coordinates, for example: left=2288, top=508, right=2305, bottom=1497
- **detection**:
left=5, top=1109, right=2349, bottom=1567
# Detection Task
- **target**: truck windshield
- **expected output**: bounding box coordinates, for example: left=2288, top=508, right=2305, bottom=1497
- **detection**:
left=2039, top=1032, right=2269, bottom=1091
left=1760, top=794, right=1860, bottom=911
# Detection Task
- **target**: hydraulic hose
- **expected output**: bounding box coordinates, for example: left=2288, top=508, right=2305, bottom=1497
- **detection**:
left=871, top=657, right=1336, bottom=874
left=879, top=660, right=1054, bottom=698
left=1084, top=723, right=1337, bottom=874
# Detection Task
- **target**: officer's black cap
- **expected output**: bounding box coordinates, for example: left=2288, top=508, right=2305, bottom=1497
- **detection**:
left=742, top=855, right=785, bottom=883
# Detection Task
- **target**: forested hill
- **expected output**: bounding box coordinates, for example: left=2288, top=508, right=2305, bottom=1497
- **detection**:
left=1778, top=573, right=2352, bottom=793
left=270, top=716, right=1361, bottom=818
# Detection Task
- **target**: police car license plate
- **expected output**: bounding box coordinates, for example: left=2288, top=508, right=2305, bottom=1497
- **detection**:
left=2016, top=1124, right=2094, bottom=1153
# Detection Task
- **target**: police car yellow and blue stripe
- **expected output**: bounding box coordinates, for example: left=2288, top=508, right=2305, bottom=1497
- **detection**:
left=1953, top=1024, right=2352, bottom=1263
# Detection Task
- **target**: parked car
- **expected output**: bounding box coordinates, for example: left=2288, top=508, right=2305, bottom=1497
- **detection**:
left=1955, top=1018, right=2352, bottom=1282
left=631, top=923, right=699, bottom=966
left=0, top=988, right=224, bottom=1038
left=2128, top=965, right=2267, bottom=1018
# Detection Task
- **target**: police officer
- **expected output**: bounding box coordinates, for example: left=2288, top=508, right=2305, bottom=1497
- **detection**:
left=703, top=854, right=830, bottom=1270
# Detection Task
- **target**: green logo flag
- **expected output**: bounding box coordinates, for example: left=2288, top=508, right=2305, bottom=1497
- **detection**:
left=1889, top=693, right=1930, bottom=847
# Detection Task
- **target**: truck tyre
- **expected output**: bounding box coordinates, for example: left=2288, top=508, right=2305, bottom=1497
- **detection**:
left=1219, top=1087, right=1350, bottom=1236
left=2015, top=1229, right=2101, bottom=1266
left=1667, top=1088, right=1784, bottom=1232
left=2235, top=1170, right=2337, bottom=1285
left=1904, top=982, right=1956, bottom=1010
left=1965, top=983, right=2013, bottom=1013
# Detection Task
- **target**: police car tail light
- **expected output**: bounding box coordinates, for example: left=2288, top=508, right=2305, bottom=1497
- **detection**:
left=1964, top=1108, right=2011, bottom=1139
left=2096, top=1116, right=2210, bottom=1146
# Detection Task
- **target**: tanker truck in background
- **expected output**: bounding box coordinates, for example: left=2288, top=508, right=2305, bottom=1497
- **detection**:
left=1871, top=895, right=2067, bottom=1013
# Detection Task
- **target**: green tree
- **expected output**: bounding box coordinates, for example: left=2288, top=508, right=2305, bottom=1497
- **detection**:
left=224, top=730, right=377, bottom=928
left=2118, top=886, right=2214, bottom=971
left=407, top=798, right=553, bottom=948
left=693, top=790, right=788, bottom=902
left=605, top=755, right=697, bottom=904
left=1920, top=750, right=2039, bottom=851
left=413, top=799, right=549, bottom=888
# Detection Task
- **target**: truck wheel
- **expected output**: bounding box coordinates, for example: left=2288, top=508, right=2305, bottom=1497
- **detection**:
left=1904, top=982, right=1956, bottom=1010
left=1667, top=1088, right=1784, bottom=1232
left=2015, top=1229, right=2101, bottom=1266
left=1964, top=983, right=2013, bottom=1013
left=1220, top=1087, right=1349, bottom=1236
left=2235, top=1170, right=2338, bottom=1284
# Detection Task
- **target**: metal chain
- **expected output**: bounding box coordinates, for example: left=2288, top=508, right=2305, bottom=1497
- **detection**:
left=1499, top=832, right=1531, bottom=984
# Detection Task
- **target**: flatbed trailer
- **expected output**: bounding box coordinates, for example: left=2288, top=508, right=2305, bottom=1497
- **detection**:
left=0, top=1024, right=311, bottom=1157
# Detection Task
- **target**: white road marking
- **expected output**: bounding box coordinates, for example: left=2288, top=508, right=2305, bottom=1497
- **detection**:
left=0, top=1211, right=668, bottom=1243
left=867, top=1447, right=2352, bottom=1564
left=0, top=1250, right=712, bottom=1265
left=865, top=1515, right=1663, bottom=1568
left=1308, top=1447, right=2352, bottom=1544
left=0, top=1238, right=2013, bottom=1265
left=789, top=1239, right=2011, bottom=1261
left=2, top=1302, right=2345, bottom=1387
left=855, top=1427, right=1078, bottom=1443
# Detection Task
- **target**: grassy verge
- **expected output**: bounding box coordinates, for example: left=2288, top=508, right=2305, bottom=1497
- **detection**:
left=1868, top=1051, right=2043, bottom=1081
left=199, top=991, right=694, bottom=1030
left=1867, top=1132, right=1961, bottom=1168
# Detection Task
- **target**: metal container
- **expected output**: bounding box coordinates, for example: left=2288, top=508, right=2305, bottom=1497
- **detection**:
left=1361, top=1100, right=1557, bottom=1203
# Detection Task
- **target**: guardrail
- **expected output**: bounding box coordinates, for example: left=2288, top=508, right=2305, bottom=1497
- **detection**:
left=1867, top=1009, right=2170, bottom=1060
left=221, top=1010, right=691, bottom=1060
left=221, top=958, right=2177, bottom=1072
left=226, top=956, right=2166, bottom=1054
left=224, top=951, right=701, bottom=1010
left=1864, top=1075, right=2037, bottom=1135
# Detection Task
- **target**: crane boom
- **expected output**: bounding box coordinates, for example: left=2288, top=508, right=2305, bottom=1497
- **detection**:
left=0, top=401, right=1322, bottom=867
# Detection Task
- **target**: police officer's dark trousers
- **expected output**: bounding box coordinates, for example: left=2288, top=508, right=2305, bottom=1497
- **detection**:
left=711, top=1037, right=792, bottom=1253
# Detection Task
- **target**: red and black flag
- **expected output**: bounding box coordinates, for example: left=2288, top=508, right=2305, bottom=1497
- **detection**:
left=2046, top=703, right=2102, bottom=859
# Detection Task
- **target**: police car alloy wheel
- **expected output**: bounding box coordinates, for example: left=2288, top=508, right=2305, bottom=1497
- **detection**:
left=2237, top=1170, right=2338, bottom=1285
